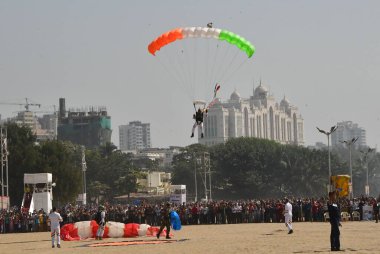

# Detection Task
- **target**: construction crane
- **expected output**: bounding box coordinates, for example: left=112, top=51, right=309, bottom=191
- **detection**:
left=0, top=98, right=41, bottom=111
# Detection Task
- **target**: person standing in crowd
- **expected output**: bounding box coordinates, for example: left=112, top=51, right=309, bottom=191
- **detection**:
left=48, top=207, right=63, bottom=248
left=373, top=197, right=379, bottom=223
left=328, top=191, right=342, bottom=251
left=284, top=198, right=293, bottom=234
left=95, top=205, right=106, bottom=240
left=157, top=203, right=171, bottom=239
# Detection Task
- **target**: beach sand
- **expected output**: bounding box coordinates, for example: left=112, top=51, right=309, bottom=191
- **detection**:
left=0, top=221, right=378, bottom=254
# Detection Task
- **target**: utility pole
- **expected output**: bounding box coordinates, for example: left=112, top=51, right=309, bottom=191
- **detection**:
left=342, top=137, right=358, bottom=199
left=81, top=146, right=87, bottom=205
left=203, top=152, right=211, bottom=201
left=194, top=154, right=198, bottom=202
left=316, top=126, right=338, bottom=193
left=360, top=147, right=374, bottom=197
left=1, top=126, right=9, bottom=210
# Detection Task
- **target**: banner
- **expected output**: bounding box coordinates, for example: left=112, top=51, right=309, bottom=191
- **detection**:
left=331, top=175, right=350, bottom=197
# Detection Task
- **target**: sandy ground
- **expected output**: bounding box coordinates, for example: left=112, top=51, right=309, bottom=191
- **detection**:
left=0, top=221, right=379, bottom=254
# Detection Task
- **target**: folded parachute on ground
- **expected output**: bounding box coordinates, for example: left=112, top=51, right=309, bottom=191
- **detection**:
left=60, top=220, right=172, bottom=241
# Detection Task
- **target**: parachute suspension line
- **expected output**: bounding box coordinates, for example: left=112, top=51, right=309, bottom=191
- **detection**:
left=155, top=56, right=192, bottom=102
left=221, top=57, right=249, bottom=85
left=173, top=40, right=193, bottom=100
left=217, top=47, right=241, bottom=83
left=179, top=39, right=194, bottom=101
left=156, top=51, right=192, bottom=102
left=191, top=38, right=198, bottom=101
left=203, top=38, right=211, bottom=102
left=207, top=42, right=220, bottom=95
left=211, top=42, right=232, bottom=88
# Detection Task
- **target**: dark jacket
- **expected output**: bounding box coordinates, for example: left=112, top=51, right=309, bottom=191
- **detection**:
left=328, top=203, right=341, bottom=225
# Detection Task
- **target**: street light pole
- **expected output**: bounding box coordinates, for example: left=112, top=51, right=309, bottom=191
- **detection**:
left=81, top=146, right=87, bottom=205
left=342, top=137, right=358, bottom=199
left=316, top=126, right=338, bottom=193
left=360, top=147, right=374, bottom=197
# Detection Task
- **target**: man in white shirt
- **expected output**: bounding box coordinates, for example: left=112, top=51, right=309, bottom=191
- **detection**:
left=48, top=207, right=63, bottom=248
left=284, top=198, right=293, bottom=234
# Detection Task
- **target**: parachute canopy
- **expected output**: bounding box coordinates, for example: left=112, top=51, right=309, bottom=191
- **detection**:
left=147, top=26, right=256, bottom=104
left=148, top=27, right=255, bottom=58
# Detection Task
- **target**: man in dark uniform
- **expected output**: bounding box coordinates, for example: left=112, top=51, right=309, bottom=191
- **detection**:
left=328, top=191, right=342, bottom=251
left=373, top=197, right=379, bottom=223
left=157, top=203, right=171, bottom=239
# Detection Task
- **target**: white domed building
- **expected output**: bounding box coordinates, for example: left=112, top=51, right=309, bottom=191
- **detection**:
left=199, top=83, right=304, bottom=146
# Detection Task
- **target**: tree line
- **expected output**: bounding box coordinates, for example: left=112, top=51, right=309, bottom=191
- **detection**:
left=171, top=137, right=380, bottom=199
left=4, top=123, right=380, bottom=207
left=4, top=123, right=139, bottom=207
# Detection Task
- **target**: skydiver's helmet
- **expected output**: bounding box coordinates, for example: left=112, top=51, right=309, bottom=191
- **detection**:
left=197, top=108, right=202, bottom=113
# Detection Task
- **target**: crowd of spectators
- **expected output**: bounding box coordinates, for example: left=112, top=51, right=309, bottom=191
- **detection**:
left=0, top=195, right=378, bottom=234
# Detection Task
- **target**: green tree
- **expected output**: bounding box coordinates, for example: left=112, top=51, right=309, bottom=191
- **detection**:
left=35, top=141, right=82, bottom=205
left=5, top=123, right=39, bottom=206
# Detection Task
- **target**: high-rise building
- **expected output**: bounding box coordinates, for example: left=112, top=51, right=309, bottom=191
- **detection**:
left=57, top=98, right=112, bottom=148
left=199, top=83, right=304, bottom=146
left=119, top=121, right=151, bottom=151
left=331, top=121, right=366, bottom=148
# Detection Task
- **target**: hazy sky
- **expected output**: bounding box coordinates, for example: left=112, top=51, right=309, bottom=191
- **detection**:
left=1, top=1, right=379, bottom=149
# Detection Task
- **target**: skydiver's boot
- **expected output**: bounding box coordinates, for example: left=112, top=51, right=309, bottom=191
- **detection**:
left=190, top=133, right=194, bottom=138
left=201, top=133, right=204, bottom=138
left=166, top=235, right=171, bottom=239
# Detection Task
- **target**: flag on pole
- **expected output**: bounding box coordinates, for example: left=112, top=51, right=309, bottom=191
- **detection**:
left=213, top=83, right=221, bottom=98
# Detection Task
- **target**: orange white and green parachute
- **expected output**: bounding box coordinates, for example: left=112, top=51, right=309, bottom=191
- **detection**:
left=147, top=26, right=256, bottom=105
left=148, top=27, right=255, bottom=58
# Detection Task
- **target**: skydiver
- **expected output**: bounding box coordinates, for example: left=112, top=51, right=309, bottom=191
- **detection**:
left=207, top=22, right=213, bottom=28
left=191, top=104, right=207, bottom=138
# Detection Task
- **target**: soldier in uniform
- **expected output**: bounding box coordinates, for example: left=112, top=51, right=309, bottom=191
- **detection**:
left=373, top=197, right=379, bottom=223
left=190, top=106, right=208, bottom=138
left=157, top=203, right=171, bottom=239
left=328, top=191, right=342, bottom=251
left=95, top=205, right=106, bottom=240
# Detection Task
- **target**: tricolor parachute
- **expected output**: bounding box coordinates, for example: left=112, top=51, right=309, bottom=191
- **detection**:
left=60, top=220, right=172, bottom=241
left=148, top=27, right=255, bottom=58
left=148, top=26, right=256, bottom=105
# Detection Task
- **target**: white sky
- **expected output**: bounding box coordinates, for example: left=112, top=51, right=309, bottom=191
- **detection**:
left=0, top=0, right=379, bottom=149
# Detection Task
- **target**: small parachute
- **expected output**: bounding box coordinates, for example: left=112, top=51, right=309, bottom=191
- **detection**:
left=170, top=211, right=182, bottom=230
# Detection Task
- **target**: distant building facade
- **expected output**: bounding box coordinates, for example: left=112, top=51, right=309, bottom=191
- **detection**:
left=2, top=111, right=56, bottom=141
left=331, top=121, right=366, bottom=148
left=119, top=121, right=151, bottom=151
left=136, top=171, right=171, bottom=195
left=199, top=83, right=304, bottom=146
left=57, top=98, right=112, bottom=148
